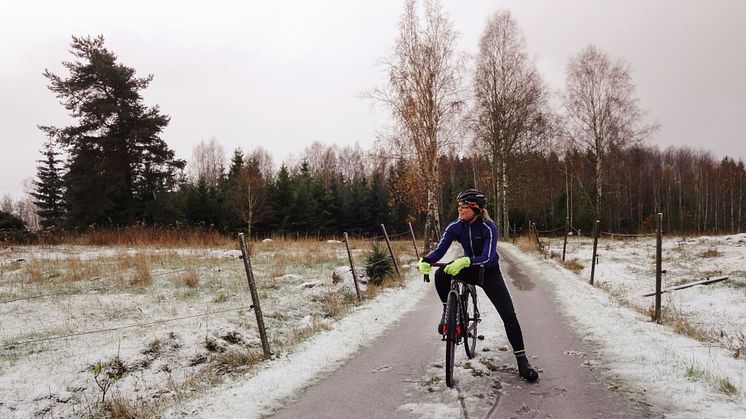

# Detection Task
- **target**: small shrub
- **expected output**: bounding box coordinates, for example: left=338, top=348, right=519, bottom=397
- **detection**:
left=365, top=241, right=393, bottom=285
left=92, top=357, right=126, bottom=403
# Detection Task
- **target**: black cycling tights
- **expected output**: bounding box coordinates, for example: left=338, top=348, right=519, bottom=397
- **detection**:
left=434, top=265, right=525, bottom=353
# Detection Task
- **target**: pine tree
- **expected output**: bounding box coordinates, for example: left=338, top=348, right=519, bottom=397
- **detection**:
left=39, top=35, right=185, bottom=228
left=32, top=141, right=65, bottom=228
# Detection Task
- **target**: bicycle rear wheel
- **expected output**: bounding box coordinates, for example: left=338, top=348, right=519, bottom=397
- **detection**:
left=462, top=285, right=478, bottom=359
left=445, top=292, right=458, bottom=388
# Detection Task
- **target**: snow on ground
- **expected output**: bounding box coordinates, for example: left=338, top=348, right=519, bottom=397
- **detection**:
left=171, top=243, right=517, bottom=418
left=0, top=239, right=418, bottom=417
left=541, top=233, right=746, bottom=357
left=501, top=236, right=746, bottom=418
left=168, top=270, right=431, bottom=418
left=3, top=235, right=746, bottom=417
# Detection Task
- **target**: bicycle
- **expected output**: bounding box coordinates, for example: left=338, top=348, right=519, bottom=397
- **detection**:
left=425, top=262, right=483, bottom=388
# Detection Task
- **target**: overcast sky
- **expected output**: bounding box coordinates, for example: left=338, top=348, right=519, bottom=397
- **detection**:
left=2, top=0, right=745, bottom=199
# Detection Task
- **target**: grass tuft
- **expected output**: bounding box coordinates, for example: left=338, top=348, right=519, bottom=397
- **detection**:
left=562, top=258, right=584, bottom=272
left=129, top=253, right=151, bottom=286
left=701, top=248, right=721, bottom=258
left=182, top=269, right=199, bottom=288
left=719, top=377, right=738, bottom=396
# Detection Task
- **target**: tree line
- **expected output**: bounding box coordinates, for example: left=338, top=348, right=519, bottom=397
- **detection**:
left=18, top=3, right=745, bottom=240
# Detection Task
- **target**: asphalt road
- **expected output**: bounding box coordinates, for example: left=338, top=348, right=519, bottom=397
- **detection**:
left=269, top=246, right=655, bottom=418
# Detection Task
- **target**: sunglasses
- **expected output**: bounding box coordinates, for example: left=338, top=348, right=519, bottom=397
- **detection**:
left=458, top=203, right=475, bottom=209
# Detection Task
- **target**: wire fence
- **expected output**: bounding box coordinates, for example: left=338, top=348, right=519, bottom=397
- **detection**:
left=1, top=305, right=251, bottom=349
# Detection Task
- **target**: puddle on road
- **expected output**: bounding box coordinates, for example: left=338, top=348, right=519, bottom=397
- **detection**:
left=503, top=258, right=536, bottom=291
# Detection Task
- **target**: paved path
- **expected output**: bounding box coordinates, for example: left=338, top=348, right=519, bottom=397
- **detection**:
left=491, top=247, right=653, bottom=418
left=269, top=247, right=654, bottom=418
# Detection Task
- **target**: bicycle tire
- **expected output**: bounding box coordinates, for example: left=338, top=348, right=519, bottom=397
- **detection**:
left=462, top=285, right=478, bottom=359
left=445, top=292, right=458, bottom=388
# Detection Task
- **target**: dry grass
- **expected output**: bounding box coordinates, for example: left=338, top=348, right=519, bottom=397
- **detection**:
left=268, top=259, right=287, bottom=278
left=105, top=396, right=147, bottom=419
left=562, top=258, right=584, bottom=272
left=24, top=257, right=101, bottom=283
left=63, top=257, right=102, bottom=282
left=214, top=349, right=264, bottom=375
left=719, top=377, right=738, bottom=396
left=59, top=226, right=234, bottom=248
left=515, top=235, right=541, bottom=252
left=701, top=248, right=721, bottom=258
left=25, top=258, right=47, bottom=283
left=182, top=268, right=199, bottom=288
left=128, top=253, right=151, bottom=287
left=289, top=317, right=332, bottom=346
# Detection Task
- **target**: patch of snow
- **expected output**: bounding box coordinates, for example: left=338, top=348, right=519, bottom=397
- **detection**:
left=297, top=281, right=323, bottom=289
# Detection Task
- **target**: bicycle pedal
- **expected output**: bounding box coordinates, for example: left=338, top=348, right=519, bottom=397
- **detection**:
left=477, top=335, right=485, bottom=341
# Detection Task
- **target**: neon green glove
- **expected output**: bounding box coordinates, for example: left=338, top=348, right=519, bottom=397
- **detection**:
left=444, top=256, right=470, bottom=276
left=418, top=258, right=432, bottom=275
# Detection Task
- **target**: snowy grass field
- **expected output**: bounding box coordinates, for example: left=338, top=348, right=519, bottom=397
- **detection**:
left=0, top=238, right=417, bottom=417
left=525, top=233, right=746, bottom=416
left=540, top=233, right=746, bottom=359
left=3, top=233, right=746, bottom=418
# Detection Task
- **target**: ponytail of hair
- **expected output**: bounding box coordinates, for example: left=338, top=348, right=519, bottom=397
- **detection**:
left=480, top=208, right=491, bottom=221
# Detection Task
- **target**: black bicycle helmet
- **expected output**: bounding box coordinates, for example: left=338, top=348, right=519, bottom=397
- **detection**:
left=456, top=188, right=486, bottom=209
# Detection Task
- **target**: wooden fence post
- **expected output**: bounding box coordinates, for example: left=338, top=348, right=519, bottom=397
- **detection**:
left=238, top=233, right=271, bottom=357
left=343, top=232, right=362, bottom=301
left=655, top=213, right=663, bottom=323
left=590, top=220, right=600, bottom=286
left=562, top=217, right=569, bottom=262
left=408, top=222, right=420, bottom=260
left=381, top=224, right=401, bottom=279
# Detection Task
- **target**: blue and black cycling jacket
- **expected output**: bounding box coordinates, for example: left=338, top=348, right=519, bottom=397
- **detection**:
left=422, top=217, right=500, bottom=269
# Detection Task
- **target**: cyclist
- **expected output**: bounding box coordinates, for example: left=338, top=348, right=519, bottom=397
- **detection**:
left=418, top=188, right=539, bottom=382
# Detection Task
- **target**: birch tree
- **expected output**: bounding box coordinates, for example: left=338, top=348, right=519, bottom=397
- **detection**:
left=473, top=11, right=548, bottom=239
left=189, top=137, right=225, bottom=187
left=563, top=45, right=656, bottom=221
left=373, top=0, right=464, bottom=251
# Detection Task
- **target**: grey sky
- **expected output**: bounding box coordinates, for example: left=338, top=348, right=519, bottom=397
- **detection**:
left=2, top=0, right=745, bottom=199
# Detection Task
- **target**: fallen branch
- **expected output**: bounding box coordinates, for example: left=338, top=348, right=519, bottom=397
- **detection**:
left=641, top=276, right=728, bottom=297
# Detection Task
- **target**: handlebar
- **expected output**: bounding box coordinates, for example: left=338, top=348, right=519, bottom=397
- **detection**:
left=423, top=261, right=450, bottom=282
left=422, top=261, right=484, bottom=286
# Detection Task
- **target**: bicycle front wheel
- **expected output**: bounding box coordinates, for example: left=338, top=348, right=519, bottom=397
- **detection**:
left=462, top=285, right=478, bottom=359
left=445, top=292, right=458, bottom=388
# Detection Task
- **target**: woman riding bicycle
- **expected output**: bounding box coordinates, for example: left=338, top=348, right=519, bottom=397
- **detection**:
left=418, top=188, right=539, bottom=382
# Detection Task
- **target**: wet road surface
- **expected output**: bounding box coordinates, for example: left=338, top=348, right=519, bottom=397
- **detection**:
left=268, top=246, right=654, bottom=418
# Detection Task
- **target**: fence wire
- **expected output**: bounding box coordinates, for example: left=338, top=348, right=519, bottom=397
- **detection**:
left=1, top=305, right=252, bottom=349
left=1, top=263, right=235, bottom=305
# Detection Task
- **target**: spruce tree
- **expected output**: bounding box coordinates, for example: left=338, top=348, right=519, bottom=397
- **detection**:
left=39, top=35, right=185, bottom=228
left=270, top=165, right=292, bottom=233
left=32, top=141, right=65, bottom=228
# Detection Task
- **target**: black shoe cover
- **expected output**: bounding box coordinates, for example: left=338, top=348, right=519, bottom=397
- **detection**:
left=517, top=355, right=539, bottom=382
